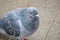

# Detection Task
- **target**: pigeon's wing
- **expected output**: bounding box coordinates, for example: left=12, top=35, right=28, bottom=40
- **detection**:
left=2, top=11, right=20, bottom=37
left=0, top=19, right=3, bottom=28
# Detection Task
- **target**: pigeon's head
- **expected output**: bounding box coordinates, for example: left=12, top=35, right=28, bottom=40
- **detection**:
left=27, top=7, right=38, bottom=16
left=22, top=7, right=39, bottom=22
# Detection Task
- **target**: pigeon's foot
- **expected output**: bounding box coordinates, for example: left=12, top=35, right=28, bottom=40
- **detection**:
left=21, top=37, right=27, bottom=40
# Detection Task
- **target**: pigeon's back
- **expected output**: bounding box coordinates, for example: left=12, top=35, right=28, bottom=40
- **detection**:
left=0, top=9, right=21, bottom=37
left=0, top=19, right=7, bottom=34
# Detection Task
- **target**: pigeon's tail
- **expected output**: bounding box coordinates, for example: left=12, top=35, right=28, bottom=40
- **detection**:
left=0, top=19, right=4, bottom=28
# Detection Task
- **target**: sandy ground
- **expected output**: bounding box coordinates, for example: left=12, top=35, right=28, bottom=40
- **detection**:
left=0, top=0, right=60, bottom=40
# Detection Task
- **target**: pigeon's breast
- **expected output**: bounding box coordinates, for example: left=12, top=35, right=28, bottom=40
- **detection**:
left=17, top=19, right=31, bottom=38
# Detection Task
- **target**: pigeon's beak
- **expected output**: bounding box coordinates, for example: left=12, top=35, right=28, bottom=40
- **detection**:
left=36, top=15, right=39, bottom=17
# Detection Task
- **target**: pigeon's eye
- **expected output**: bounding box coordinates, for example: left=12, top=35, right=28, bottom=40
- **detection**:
left=30, top=12, right=32, bottom=14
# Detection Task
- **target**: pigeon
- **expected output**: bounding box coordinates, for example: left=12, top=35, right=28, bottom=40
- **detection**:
left=0, top=7, right=39, bottom=40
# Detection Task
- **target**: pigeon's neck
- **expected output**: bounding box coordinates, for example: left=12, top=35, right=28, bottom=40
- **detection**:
left=21, top=15, right=35, bottom=32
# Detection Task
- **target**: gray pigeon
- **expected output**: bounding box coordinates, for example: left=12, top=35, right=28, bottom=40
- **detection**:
left=0, top=7, right=39, bottom=39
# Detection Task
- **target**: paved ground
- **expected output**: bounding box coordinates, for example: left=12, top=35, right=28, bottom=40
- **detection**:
left=0, top=0, right=60, bottom=40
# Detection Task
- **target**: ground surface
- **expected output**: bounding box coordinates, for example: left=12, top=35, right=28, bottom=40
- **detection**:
left=0, top=0, right=60, bottom=40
